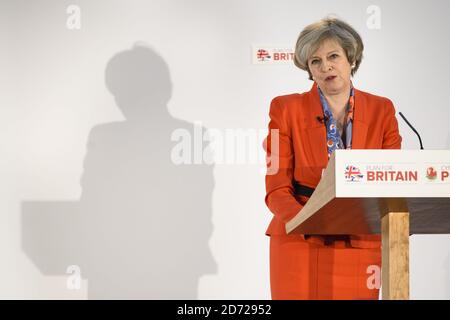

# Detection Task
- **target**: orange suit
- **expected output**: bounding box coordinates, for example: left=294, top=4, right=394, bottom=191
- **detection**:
left=264, top=82, right=402, bottom=299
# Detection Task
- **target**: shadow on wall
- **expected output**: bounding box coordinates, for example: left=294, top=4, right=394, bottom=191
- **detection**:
left=21, top=45, right=216, bottom=299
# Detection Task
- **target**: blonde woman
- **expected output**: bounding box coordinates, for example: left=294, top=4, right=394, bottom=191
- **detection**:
left=264, top=17, right=402, bottom=299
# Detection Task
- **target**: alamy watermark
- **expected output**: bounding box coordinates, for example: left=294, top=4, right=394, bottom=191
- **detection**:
left=66, top=265, right=82, bottom=290
left=66, top=5, right=81, bottom=30
left=170, top=121, right=279, bottom=175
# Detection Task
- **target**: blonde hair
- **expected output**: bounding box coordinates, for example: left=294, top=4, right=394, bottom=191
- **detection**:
left=294, top=17, right=364, bottom=80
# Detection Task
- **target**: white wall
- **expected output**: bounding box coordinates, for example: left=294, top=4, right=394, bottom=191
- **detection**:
left=1, top=0, right=449, bottom=299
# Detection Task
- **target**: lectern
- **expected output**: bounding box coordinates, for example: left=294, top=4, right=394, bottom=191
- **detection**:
left=286, top=150, right=450, bottom=300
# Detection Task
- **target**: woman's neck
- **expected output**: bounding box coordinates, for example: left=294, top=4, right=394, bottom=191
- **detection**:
left=322, top=85, right=351, bottom=113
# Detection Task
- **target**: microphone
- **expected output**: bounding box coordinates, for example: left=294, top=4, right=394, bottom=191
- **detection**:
left=398, top=112, right=424, bottom=150
left=316, top=115, right=329, bottom=123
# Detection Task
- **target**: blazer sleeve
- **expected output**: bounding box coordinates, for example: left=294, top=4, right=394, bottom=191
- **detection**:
left=263, top=97, right=303, bottom=224
left=382, top=99, right=402, bottom=149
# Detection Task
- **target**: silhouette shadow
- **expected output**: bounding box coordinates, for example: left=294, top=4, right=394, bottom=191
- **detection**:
left=21, top=45, right=216, bottom=299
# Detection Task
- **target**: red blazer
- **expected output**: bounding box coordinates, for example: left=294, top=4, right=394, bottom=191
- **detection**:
left=264, top=82, right=402, bottom=248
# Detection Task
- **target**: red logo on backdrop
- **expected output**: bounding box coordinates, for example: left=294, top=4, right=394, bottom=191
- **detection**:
left=257, top=49, right=271, bottom=61
left=345, top=165, right=364, bottom=182
left=273, top=52, right=294, bottom=61
left=426, top=167, right=437, bottom=180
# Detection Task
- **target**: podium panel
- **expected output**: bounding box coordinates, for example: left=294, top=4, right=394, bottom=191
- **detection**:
left=285, top=150, right=450, bottom=300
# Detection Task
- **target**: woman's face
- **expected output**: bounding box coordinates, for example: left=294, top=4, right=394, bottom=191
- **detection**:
left=308, top=38, right=352, bottom=95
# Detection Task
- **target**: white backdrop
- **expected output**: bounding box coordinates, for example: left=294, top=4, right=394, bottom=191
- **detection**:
left=1, top=0, right=449, bottom=299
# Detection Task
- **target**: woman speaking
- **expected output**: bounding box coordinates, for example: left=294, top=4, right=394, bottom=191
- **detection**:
left=263, top=17, right=402, bottom=299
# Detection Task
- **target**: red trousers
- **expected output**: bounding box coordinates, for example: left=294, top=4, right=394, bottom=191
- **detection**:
left=270, top=234, right=381, bottom=300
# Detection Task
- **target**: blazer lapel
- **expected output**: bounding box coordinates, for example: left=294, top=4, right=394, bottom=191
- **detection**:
left=351, top=88, right=368, bottom=149
left=303, top=82, right=328, bottom=167
left=302, top=83, right=369, bottom=162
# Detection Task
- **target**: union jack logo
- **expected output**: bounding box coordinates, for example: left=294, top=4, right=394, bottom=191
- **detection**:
left=345, top=165, right=364, bottom=182
left=257, top=49, right=271, bottom=61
